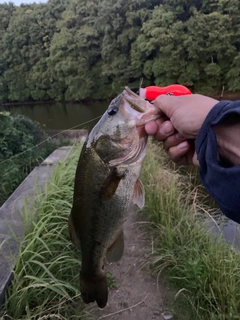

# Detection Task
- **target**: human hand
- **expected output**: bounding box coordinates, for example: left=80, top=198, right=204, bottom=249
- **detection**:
left=145, top=94, right=219, bottom=166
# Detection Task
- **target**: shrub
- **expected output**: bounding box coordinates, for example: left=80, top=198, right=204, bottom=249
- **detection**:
left=0, top=112, right=65, bottom=206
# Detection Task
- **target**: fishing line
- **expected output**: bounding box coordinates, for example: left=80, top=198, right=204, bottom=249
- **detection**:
left=0, top=115, right=102, bottom=166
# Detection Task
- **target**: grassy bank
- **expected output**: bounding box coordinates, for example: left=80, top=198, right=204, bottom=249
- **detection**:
left=141, top=142, right=240, bottom=320
left=3, top=146, right=89, bottom=320
left=3, top=142, right=240, bottom=319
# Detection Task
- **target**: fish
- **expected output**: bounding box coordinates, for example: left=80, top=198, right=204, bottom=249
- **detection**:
left=68, top=86, right=159, bottom=308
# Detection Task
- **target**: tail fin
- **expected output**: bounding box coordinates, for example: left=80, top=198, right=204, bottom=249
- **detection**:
left=80, top=272, right=108, bottom=309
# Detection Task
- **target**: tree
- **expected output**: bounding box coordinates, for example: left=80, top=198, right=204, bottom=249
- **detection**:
left=47, top=0, right=112, bottom=100
left=96, top=0, right=161, bottom=92
left=1, top=0, right=240, bottom=102
left=185, top=9, right=236, bottom=92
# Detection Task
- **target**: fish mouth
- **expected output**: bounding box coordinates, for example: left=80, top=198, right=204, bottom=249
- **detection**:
left=124, top=87, right=145, bottom=113
left=125, top=98, right=145, bottom=113
left=123, top=86, right=160, bottom=127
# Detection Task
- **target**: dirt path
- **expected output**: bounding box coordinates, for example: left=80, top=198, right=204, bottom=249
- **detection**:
left=89, top=212, right=174, bottom=320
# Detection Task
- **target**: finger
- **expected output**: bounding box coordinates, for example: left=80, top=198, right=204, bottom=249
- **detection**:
left=163, top=133, right=186, bottom=151
left=154, top=120, right=175, bottom=141
left=145, top=121, right=158, bottom=135
left=145, top=117, right=165, bottom=136
left=153, top=95, right=180, bottom=118
left=192, top=152, right=199, bottom=167
left=167, top=142, right=198, bottom=166
left=167, top=141, right=191, bottom=163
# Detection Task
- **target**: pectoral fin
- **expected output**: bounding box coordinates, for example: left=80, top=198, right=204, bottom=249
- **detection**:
left=132, top=179, right=145, bottom=209
left=106, top=229, right=124, bottom=263
left=101, top=168, right=125, bottom=200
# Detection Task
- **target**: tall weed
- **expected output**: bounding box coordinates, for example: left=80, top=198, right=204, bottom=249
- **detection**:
left=3, top=146, right=90, bottom=320
left=142, top=142, right=240, bottom=320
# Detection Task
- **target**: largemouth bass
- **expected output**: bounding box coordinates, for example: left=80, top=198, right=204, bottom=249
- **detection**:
left=68, top=87, right=159, bottom=308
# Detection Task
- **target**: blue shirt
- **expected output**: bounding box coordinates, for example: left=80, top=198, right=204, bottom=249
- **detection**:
left=196, top=100, right=240, bottom=223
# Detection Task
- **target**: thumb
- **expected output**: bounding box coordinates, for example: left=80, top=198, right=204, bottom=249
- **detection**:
left=153, top=94, right=218, bottom=119
left=153, top=95, right=182, bottom=119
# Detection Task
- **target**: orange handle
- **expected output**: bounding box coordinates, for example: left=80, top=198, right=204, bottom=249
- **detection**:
left=140, top=85, right=192, bottom=100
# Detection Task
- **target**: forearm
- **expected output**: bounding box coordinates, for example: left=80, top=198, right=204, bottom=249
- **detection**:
left=196, top=100, right=240, bottom=223
left=213, top=119, right=240, bottom=166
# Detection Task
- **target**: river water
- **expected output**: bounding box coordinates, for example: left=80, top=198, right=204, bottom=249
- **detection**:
left=1, top=100, right=240, bottom=248
left=0, top=101, right=108, bottom=132
left=205, top=209, right=240, bottom=250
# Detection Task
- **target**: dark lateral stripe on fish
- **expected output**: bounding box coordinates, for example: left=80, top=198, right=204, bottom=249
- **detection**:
left=100, top=168, right=125, bottom=200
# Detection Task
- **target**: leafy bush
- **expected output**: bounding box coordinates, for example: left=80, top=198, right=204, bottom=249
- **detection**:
left=0, top=112, right=66, bottom=206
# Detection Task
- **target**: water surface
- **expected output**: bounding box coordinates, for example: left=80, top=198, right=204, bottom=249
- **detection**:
left=0, top=101, right=108, bottom=132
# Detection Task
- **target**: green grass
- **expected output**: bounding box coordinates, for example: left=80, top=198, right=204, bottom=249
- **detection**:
left=4, top=141, right=240, bottom=319
left=141, top=142, right=240, bottom=320
left=3, top=146, right=91, bottom=320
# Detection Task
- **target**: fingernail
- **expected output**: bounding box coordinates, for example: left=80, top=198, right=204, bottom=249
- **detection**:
left=145, top=121, right=157, bottom=135
left=160, top=123, right=173, bottom=135
left=177, top=141, right=188, bottom=149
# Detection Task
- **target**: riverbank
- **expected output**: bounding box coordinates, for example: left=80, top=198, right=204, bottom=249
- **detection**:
left=142, top=143, right=240, bottom=319
left=1, top=145, right=174, bottom=320
left=1, top=90, right=240, bottom=107
left=0, top=97, right=112, bottom=107
left=2, top=143, right=240, bottom=319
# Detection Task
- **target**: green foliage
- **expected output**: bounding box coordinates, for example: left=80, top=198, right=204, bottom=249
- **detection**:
left=132, top=1, right=238, bottom=93
left=1, top=0, right=240, bottom=102
left=0, top=112, right=42, bottom=158
left=141, top=143, right=240, bottom=319
left=3, top=147, right=90, bottom=319
left=0, top=112, right=62, bottom=206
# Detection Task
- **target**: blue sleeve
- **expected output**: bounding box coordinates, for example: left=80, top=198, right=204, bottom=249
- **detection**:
left=195, top=100, right=240, bottom=223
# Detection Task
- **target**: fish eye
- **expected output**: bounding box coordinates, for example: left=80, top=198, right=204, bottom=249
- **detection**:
left=108, top=105, right=118, bottom=116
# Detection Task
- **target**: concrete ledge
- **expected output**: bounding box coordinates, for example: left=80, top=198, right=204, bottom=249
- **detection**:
left=0, top=146, right=74, bottom=305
